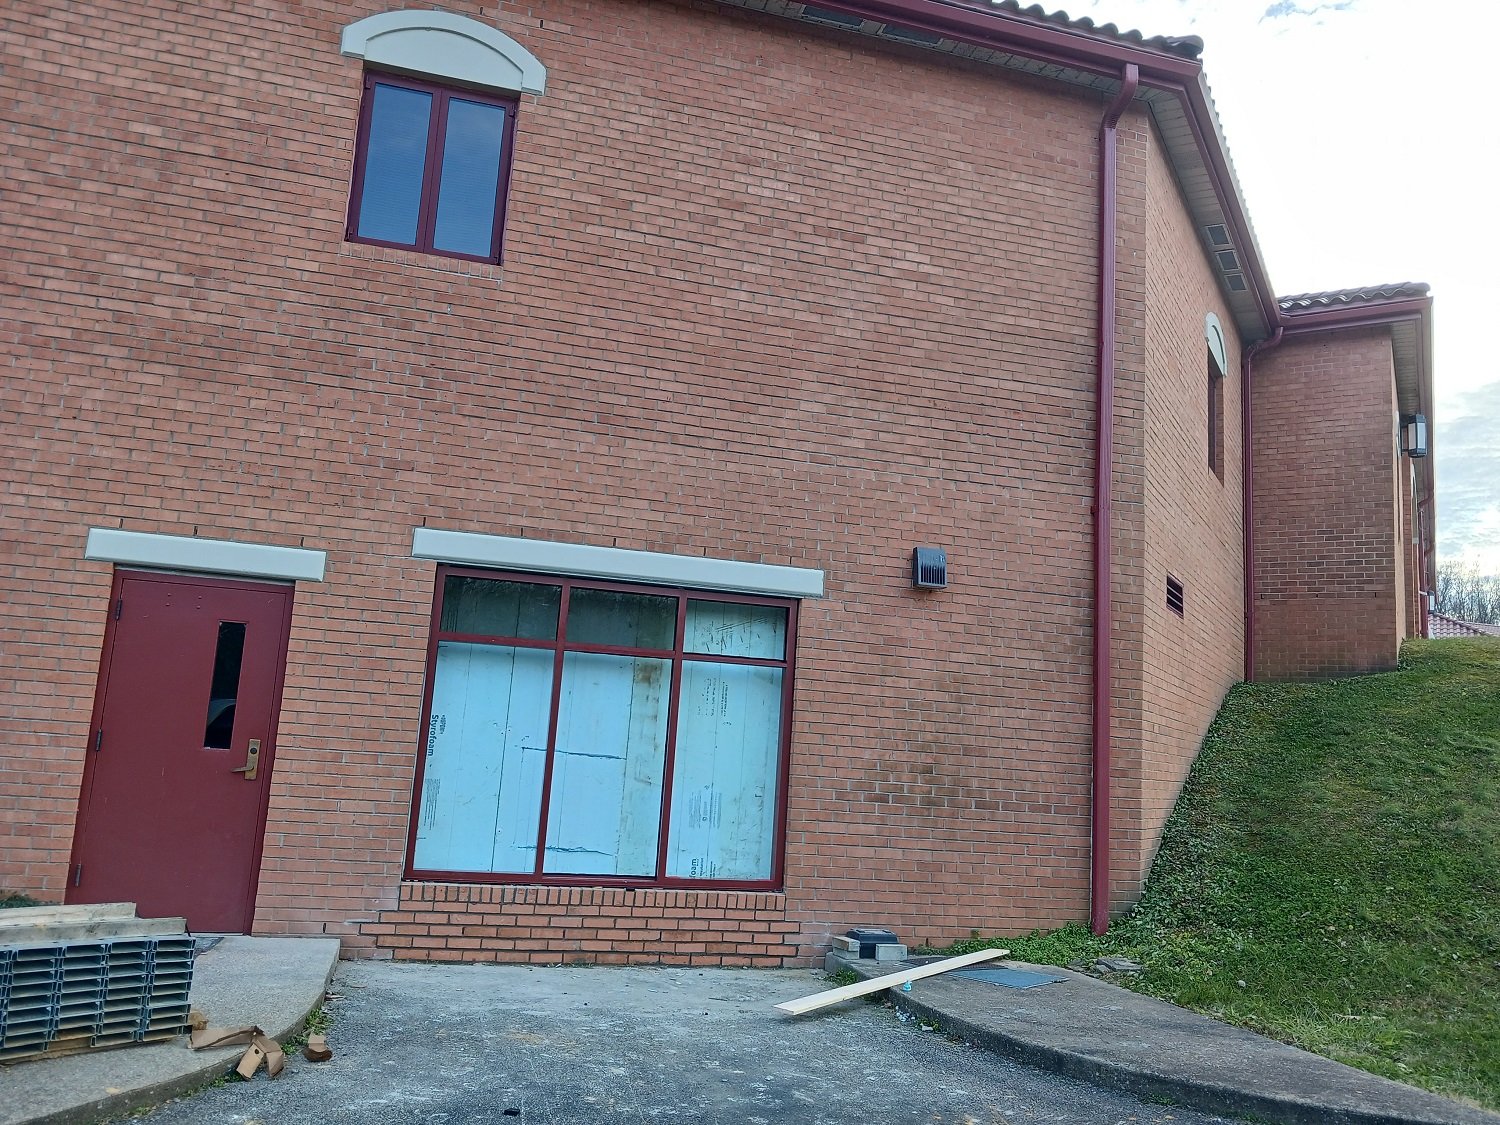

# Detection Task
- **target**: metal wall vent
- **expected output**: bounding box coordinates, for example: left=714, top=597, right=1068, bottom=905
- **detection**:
left=1204, top=224, right=1232, bottom=248
left=1224, top=273, right=1248, bottom=292
left=799, top=5, right=865, bottom=28
left=1166, top=575, right=1185, bottom=616
left=912, top=547, right=948, bottom=589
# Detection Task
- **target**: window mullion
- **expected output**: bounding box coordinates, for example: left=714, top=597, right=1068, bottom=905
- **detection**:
left=771, top=599, right=800, bottom=889
left=490, top=100, right=518, bottom=262
left=415, top=89, right=451, bottom=253
left=346, top=72, right=380, bottom=240
left=653, top=596, right=689, bottom=880
left=531, top=584, right=571, bottom=878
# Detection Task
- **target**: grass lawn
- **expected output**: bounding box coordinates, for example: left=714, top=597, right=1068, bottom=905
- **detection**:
left=944, top=639, right=1500, bottom=1111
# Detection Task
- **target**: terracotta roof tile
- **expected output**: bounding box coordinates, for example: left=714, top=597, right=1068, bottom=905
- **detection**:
left=978, top=1, right=1204, bottom=58
left=1428, top=612, right=1500, bottom=639
left=1278, top=282, right=1430, bottom=313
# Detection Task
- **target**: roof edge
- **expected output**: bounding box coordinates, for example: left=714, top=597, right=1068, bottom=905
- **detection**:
left=718, top=0, right=1280, bottom=337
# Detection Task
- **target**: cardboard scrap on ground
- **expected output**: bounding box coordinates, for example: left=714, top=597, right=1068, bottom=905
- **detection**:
left=774, top=947, right=1011, bottom=1016
left=302, top=1033, right=332, bottom=1062
left=190, top=1025, right=261, bottom=1051
left=233, top=1040, right=267, bottom=1080
left=256, top=1034, right=286, bottom=1079
left=232, top=1034, right=285, bottom=1080
left=188, top=1023, right=286, bottom=1078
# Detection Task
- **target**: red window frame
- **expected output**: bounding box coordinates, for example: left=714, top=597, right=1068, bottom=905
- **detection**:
left=405, top=567, right=800, bottom=890
left=345, top=72, right=520, bottom=264
left=1208, top=347, right=1225, bottom=481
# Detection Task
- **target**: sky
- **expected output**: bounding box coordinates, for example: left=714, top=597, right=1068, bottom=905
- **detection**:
left=1058, top=0, right=1499, bottom=573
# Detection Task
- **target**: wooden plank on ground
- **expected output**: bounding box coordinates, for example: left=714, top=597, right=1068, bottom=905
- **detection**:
left=0, top=916, right=186, bottom=948
left=774, top=947, right=1010, bottom=1016
left=0, top=903, right=137, bottom=929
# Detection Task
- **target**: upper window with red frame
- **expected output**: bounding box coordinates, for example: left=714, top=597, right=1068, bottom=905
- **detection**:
left=339, top=11, right=547, bottom=264
left=409, top=570, right=799, bottom=889
left=347, top=74, right=518, bottom=262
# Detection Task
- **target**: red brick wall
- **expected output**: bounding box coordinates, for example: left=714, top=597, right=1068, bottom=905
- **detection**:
left=2, top=0, right=1123, bottom=961
left=366, top=884, right=799, bottom=966
left=1251, top=330, right=1401, bottom=681
left=1112, top=126, right=1245, bottom=899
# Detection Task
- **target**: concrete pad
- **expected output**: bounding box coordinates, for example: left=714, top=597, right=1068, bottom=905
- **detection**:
left=0, top=936, right=339, bottom=1125
left=844, top=958, right=1500, bottom=1125
left=125, top=961, right=1235, bottom=1125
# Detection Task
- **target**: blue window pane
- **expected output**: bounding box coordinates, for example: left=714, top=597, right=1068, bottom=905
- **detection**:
left=432, top=98, right=506, bottom=257
left=357, top=84, right=433, bottom=245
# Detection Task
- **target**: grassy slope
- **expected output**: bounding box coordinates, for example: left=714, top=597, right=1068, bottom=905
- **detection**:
left=948, top=639, right=1500, bottom=1110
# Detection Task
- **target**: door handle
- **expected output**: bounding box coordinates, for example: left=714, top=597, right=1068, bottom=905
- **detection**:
left=232, top=739, right=261, bottom=781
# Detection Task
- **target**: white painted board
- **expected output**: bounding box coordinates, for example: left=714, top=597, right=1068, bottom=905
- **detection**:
left=774, top=948, right=1010, bottom=1015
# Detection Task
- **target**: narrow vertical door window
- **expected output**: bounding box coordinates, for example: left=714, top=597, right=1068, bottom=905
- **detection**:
left=202, top=622, right=247, bottom=749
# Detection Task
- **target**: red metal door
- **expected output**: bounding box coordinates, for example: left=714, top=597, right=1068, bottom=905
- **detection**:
left=67, top=571, right=293, bottom=933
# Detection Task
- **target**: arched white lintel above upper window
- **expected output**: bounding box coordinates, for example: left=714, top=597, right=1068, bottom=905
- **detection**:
left=340, top=10, right=546, bottom=95
left=1205, top=312, right=1228, bottom=378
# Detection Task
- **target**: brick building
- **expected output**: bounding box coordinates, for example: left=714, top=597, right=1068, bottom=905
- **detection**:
left=2, top=0, right=1434, bottom=963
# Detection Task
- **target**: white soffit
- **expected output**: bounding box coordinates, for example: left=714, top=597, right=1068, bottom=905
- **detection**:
left=412, top=528, right=825, bottom=599
left=85, top=529, right=327, bottom=582
left=340, top=10, right=547, bottom=95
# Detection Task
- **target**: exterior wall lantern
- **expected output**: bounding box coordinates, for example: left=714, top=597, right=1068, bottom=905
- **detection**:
left=1402, top=414, right=1428, bottom=458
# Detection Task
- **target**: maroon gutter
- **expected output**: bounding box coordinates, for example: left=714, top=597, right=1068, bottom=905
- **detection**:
left=1277, top=296, right=1431, bottom=336
left=1148, top=75, right=1281, bottom=331
left=764, top=0, right=1280, bottom=336
left=800, top=0, right=1204, bottom=78
left=1090, top=63, right=1139, bottom=937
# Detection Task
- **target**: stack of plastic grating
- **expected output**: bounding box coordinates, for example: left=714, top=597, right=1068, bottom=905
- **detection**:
left=0, top=903, right=195, bottom=1063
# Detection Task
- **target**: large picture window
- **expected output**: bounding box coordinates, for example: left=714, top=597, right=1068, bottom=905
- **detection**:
left=408, top=570, right=797, bottom=888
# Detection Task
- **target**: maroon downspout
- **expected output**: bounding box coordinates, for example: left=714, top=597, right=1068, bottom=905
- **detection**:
left=1417, top=495, right=1432, bottom=637
left=1090, top=63, right=1138, bottom=937
left=1240, top=327, right=1283, bottom=682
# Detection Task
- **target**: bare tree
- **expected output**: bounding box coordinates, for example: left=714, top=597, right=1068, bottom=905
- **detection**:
left=1436, top=561, right=1500, bottom=623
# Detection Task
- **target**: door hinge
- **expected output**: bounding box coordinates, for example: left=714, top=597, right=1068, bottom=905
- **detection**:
left=72, top=863, right=83, bottom=887
left=113, top=598, right=123, bottom=622
left=93, top=729, right=103, bottom=752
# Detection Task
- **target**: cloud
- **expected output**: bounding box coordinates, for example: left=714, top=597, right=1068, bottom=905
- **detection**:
left=1261, top=1, right=1354, bottom=20
left=1437, top=378, right=1500, bottom=572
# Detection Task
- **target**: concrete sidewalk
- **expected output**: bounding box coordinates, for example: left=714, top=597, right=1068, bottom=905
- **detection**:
left=840, top=956, right=1500, bottom=1125
left=5, top=942, right=1497, bottom=1125
left=0, top=936, right=339, bottom=1125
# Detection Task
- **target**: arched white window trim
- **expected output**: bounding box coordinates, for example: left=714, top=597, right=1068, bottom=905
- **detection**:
left=340, top=10, right=546, bottom=95
left=1205, top=312, right=1228, bottom=378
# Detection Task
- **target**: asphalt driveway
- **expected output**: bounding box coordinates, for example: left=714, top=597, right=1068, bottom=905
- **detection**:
left=134, top=961, right=1230, bottom=1124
